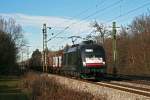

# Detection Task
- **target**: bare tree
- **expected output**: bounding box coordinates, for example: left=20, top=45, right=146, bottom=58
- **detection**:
left=0, top=17, right=26, bottom=51
left=114, top=13, right=150, bottom=75
left=0, top=16, right=26, bottom=74
left=91, top=21, right=108, bottom=44
left=101, top=12, right=150, bottom=76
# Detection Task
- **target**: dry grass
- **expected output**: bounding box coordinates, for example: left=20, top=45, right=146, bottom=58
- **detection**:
left=20, top=72, right=106, bottom=100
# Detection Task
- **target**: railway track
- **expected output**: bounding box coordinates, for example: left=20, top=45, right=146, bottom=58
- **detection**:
left=36, top=71, right=150, bottom=98
left=96, top=81, right=150, bottom=97
left=80, top=79, right=150, bottom=97
left=50, top=73, right=150, bottom=97
left=69, top=76, right=150, bottom=97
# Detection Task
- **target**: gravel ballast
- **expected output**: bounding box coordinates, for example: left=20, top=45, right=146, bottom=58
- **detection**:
left=47, top=74, right=150, bottom=100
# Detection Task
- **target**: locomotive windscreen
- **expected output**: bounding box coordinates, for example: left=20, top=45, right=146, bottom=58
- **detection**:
left=80, top=45, right=106, bottom=68
left=82, top=46, right=105, bottom=57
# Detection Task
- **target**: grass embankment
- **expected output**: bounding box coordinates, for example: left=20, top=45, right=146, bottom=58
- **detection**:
left=21, top=72, right=106, bottom=100
left=0, top=75, right=30, bottom=100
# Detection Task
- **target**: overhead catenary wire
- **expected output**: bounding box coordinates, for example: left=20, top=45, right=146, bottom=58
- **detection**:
left=68, top=0, right=122, bottom=30
left=47, top=0, right=122, bottom=42
left=79, top=0, right=122, bottom=22
left=58, top=29, right=95, bottom=47
left=105, top=1, right=150, bottom=24
left=69, top=1, right=149, bottom=36
left=47, top=0, right=108, bottom=42
left=64, top=0, right=107, bottom=21
left=49, top=1, right=150, bottom=50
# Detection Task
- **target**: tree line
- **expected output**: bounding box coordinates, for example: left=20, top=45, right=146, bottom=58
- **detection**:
left=93, top=13, right=150, bottom=76
left=0, top=16, right=25, bottom=74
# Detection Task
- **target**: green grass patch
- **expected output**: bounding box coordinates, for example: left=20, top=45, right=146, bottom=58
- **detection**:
left=0, top=93, right=29, bottom=100
left=0, top=75, right=30, bottom=100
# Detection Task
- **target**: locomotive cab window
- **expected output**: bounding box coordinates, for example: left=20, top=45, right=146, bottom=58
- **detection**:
left=81, top=46, right=105, bottom=61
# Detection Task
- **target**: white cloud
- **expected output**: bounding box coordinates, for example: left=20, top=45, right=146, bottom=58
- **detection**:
left=0, top=13, right=92, bottom=34
left=0, top=13, right=96, bottom=54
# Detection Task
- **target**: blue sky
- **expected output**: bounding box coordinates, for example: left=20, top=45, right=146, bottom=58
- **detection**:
left=0, top=0, right=150, bottom=60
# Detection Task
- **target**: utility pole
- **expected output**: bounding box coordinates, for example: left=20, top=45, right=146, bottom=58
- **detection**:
left=42, top=24, right=48, bottom=72
left=42, top=24, right=51, bottom=72
left=21, top=51, right=24, bottom=72
left=112, top=22, right=119, bottom=76
left=26, top=46, right=31, bottom=69
left=22, top=51, right=23, bottom=66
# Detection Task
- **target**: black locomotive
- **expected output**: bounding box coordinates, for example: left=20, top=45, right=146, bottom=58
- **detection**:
left=61, top=40, right=107, bottom=79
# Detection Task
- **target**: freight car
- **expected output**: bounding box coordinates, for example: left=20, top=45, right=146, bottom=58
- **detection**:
left=48, top=50, right=63, bottom=73
left=48, top=40, right=107, bottom=79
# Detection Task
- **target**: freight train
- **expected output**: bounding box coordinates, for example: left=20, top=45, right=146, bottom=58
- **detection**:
left=48, top=40, right=107, bottom=79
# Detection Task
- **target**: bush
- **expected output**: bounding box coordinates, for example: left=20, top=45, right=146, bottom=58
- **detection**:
left=21, top=72, right=106, bottom=100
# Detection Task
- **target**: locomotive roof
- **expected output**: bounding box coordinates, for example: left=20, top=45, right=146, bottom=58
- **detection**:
left=64, top=40, right=104, bottom=53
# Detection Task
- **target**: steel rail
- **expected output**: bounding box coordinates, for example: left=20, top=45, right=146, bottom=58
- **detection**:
left=47, top=73, right=150, bottom=97
left=96, top=82, right=150, bottom=97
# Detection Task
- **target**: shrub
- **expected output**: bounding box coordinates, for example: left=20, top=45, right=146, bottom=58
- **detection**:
left=21, top=72, right=106, bottom=100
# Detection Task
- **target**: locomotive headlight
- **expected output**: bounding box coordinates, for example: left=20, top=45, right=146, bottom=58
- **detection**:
left=103, top=61, right=105, bottom=65
left=83, top=62, right=86, bottom=66
left=98, top=58, right=103, bottom=62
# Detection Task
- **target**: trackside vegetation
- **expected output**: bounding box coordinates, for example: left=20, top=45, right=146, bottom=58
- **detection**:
left=20, top=72, right=106, bottom=100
